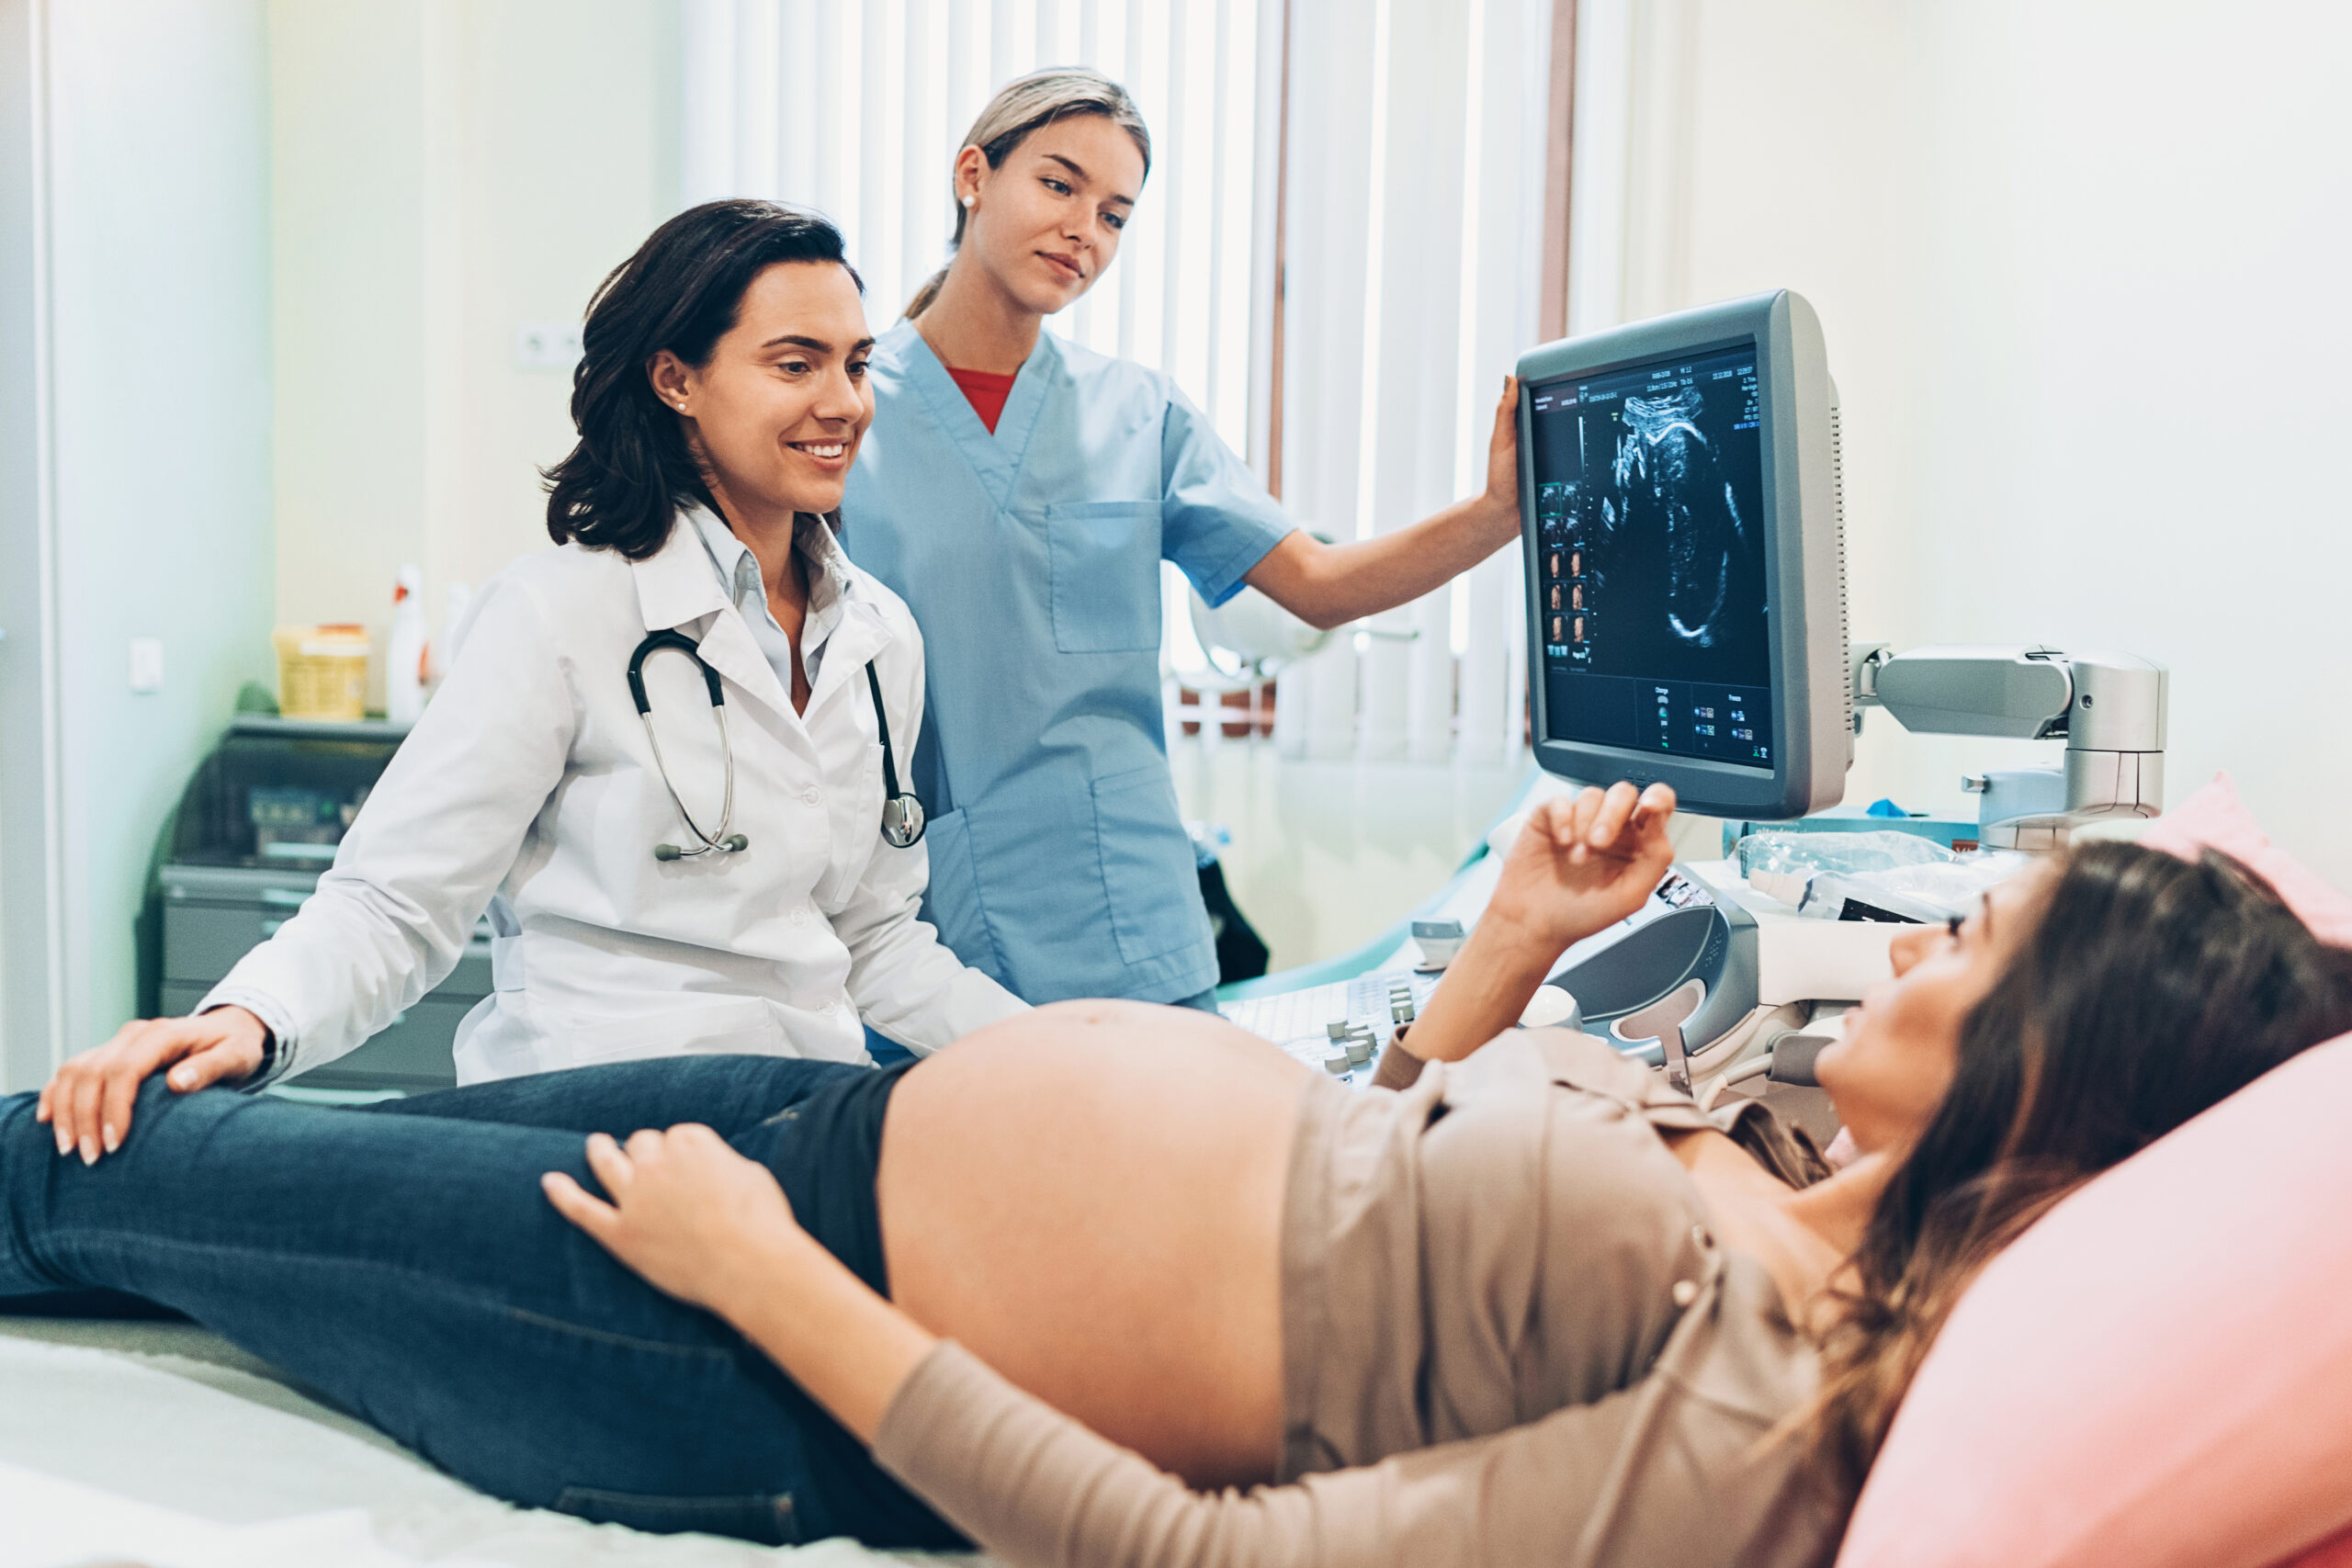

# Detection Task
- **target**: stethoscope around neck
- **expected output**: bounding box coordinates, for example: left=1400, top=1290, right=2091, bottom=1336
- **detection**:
left=626, top=628, right=926, bottom=863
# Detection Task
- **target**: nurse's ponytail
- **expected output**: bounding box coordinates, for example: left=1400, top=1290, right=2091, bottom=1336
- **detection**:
left=544, top=201, right=863, bottom=560
left=904, top=67, right=1152, bottom=321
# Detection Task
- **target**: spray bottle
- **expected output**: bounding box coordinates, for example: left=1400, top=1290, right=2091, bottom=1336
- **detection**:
left=387, top=564, right=428, bottom=724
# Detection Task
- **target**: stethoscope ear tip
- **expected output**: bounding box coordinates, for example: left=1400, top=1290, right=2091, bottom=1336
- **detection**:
left=654, top=843, right=684, bottom=862
left=722, top=834, right=750, bottom=852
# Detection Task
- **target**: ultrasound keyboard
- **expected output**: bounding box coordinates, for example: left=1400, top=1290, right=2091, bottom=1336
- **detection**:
left=1220, top=969, right=1444, bottom=1085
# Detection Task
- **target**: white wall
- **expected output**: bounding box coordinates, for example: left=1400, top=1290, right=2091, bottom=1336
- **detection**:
left=0, top=0, right=677, bottom=1084
left=0, top=0, right=57, bottom=1089
left=271, top=0, right=681, bottom=698
left=1578, top=0, right=2352, bottom=885
left=17, top=0, right=276, bottom=1073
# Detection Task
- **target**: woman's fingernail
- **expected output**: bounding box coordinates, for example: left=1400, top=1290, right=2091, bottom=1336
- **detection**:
left=169, top=1068, right=190, bottom=1089
left=102, top=1124, right=119, bottom=1154
left=53, top=1130, right=71, bottom=1156
left=79, top=1138, right=98, bottom=1167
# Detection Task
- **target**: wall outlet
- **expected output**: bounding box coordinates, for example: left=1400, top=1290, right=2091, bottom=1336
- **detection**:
left=514, top=321, right=584, bottom=370
left=129, top=637, right=163, bottom=694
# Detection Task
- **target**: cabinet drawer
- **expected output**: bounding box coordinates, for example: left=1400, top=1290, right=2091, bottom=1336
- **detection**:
left=290, top=998, right=467, bottom=1090
left=162, top=902, right=492, bottom=999
left=162, top=902, right=277, bottom=983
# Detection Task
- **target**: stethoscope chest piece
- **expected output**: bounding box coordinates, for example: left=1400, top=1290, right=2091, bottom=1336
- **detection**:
left=881, top=792, right=926, bottom=850
left=865, top=662, right=926, bottom=848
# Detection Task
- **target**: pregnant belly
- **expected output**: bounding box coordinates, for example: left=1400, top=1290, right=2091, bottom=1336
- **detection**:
left=876, top=1000, right=1309, bottom=1489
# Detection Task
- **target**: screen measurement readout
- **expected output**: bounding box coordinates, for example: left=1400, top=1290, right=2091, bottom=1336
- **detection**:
left=1535, top=667, right=1774, bottom=765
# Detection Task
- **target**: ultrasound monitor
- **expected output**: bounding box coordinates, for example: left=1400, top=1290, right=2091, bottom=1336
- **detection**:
left=1517, top=289, right=1850, bottom=818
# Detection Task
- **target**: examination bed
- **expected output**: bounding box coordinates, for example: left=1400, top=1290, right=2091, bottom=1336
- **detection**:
left=8, top=782, right=2351, bottom=1568
left=0, top=1314, right=973, bottom=1567
left=8, top=1028, right=2348, bottom=1568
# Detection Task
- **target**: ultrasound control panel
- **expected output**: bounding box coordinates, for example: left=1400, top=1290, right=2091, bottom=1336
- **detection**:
left=1220, top=863, right=1758, bottom=1087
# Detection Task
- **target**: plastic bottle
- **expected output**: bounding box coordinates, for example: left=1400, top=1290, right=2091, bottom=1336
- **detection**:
left=430, top=581, right=472, bottom=687
left=386, top=564, right=428, bottom=724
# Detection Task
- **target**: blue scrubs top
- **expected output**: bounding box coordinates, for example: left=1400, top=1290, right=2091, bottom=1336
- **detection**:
left=843, top=322, right=1292, bottom=1005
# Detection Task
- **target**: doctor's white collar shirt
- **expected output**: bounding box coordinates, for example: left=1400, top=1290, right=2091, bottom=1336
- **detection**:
left=201, top=506, right=1023, bottom=1088
left=689, top=504, right=854, bottom=694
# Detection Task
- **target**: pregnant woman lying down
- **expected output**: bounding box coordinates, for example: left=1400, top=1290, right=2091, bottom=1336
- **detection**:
left=6, top=783, right=2350, bottom=1565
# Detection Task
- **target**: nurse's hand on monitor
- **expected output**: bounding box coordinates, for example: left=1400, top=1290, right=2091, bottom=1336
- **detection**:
left=1241, top=377, right=1523, bottom=629
left=37, top=1006, right=269, bottom=1165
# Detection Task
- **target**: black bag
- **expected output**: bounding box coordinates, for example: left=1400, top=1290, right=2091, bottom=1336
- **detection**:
left=1196, top=859, right=1270, bottom=984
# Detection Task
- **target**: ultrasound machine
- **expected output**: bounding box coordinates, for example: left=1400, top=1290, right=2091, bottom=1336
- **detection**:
left=1222, top=288, right=2167, bottom=1111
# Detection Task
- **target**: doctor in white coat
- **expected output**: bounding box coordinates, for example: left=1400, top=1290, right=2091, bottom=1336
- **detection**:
left=41, top=202, right=1023, bottom=1164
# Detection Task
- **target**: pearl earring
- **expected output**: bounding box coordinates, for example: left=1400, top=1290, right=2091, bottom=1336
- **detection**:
left=962, top=195, right=975, bottom=209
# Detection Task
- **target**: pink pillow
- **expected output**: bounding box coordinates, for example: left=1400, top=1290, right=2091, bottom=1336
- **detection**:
left=1835, top=1032, right=2352, bottom=1568
left=2139, top=772, right=2352, bottom=946
left=2285, top=1522, right=2352, bottom=1568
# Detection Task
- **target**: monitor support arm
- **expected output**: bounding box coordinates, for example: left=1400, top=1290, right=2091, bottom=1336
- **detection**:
left=1849, top=643, right=2169, bottom=849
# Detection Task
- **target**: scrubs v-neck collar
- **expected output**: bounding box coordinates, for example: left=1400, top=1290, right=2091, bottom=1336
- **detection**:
left=887, top=321, right=1055, bottom=511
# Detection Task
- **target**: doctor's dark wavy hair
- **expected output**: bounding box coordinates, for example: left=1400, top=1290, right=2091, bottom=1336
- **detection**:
left=542, top=200, right=863, bottom=560
left=1803, top=840, right=2352, bottom=1492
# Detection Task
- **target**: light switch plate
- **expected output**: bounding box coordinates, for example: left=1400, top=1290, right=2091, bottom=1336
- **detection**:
left=514, top=321, right=584, bottom=370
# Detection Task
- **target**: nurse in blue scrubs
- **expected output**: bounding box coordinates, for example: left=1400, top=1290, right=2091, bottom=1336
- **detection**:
left=845, top=68, right=1523, bottom=1010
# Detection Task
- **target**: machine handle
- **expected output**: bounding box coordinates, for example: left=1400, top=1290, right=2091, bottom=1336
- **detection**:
left=1766, top=1032, right=1835, bottom=1087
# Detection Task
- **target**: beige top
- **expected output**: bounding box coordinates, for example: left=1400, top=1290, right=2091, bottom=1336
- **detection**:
left=872, top=1028, right=1849, bottom=1567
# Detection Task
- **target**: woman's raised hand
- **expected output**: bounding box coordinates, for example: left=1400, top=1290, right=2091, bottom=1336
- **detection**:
left=1396, top=783, right=1678, bottom=1066
left=38, top=1007, right=270, bottom=1164
left=543, top=1124, right=810, bottom=1314
left=1482, top=374, right=1522, bottom=522
left=1485, top=782, right=1679, bottom=957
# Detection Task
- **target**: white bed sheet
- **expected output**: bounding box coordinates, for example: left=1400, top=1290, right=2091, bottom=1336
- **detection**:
left=0, top=1319, right=984, bottom=1568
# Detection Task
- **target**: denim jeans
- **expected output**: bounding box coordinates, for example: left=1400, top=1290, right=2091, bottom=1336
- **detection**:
left=0, top=1057, right=961, bottom=1549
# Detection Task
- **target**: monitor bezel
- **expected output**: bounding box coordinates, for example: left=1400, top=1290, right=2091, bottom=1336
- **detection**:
left=1516, top=290, right=1839, bottom=818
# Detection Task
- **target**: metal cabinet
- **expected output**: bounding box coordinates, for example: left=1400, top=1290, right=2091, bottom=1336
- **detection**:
left=154, top=717, right=477, bottom=1094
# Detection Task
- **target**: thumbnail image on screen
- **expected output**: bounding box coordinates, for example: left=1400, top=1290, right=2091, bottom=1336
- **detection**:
left=1529, top=339, right=1774, bottom=770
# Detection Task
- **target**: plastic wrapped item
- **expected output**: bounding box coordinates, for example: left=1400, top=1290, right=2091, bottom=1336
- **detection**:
left=1755, top=851, right=2032, bottom=923
left=1736, top=829, right=1954, bottom=881
left=272, top=625, right=369, bottom=721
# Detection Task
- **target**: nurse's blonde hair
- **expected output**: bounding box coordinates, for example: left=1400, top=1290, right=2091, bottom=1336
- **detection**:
left=903, top=67, right=1151, bottom=321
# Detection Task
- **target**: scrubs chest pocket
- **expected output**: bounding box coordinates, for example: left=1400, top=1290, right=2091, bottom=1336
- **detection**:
left=1045, top=501, right=1163, bottom=653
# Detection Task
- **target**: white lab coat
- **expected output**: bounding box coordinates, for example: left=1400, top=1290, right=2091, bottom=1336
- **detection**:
left=204, top=510, right=1025, bottom=1085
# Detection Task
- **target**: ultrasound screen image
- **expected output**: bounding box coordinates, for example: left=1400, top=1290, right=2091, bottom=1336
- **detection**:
left=1529, top=340, right=1774, bottom=770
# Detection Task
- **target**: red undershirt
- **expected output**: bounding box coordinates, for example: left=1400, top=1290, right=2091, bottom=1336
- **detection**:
left=944, top=367, right=1017, bottom=433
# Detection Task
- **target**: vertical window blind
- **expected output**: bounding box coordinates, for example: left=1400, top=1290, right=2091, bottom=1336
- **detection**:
left=680, top=0, right=1555, bottom=765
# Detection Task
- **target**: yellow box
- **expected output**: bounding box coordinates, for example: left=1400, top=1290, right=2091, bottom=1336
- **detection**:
left=273, top=625, right=371, bottom=721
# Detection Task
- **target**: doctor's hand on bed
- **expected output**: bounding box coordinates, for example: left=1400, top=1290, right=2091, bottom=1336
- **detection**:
left=37, top=1006, right=269, bottom=1164
left=1402, top=782, right=1678, bottom=1065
